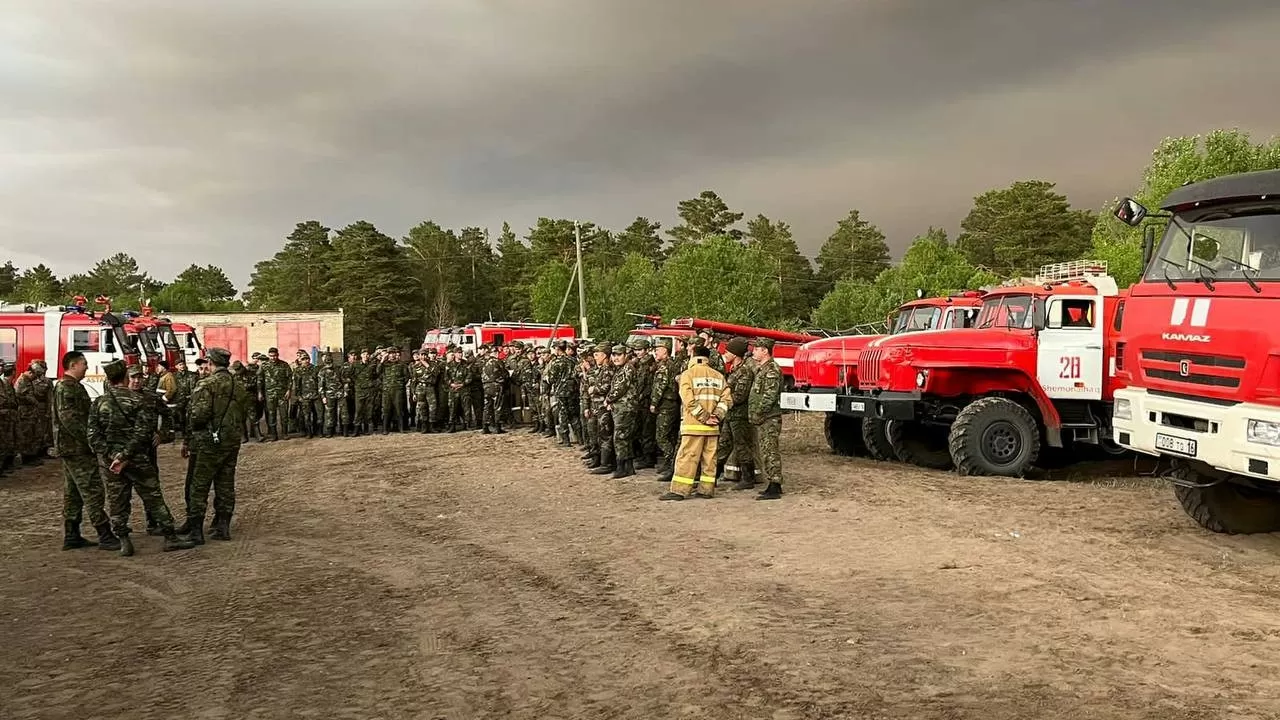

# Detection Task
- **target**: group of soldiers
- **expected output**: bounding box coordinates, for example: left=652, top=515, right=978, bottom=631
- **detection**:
left=0, top=359, right=53, bottom=477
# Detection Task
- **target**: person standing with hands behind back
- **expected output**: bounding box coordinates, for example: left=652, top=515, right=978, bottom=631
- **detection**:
left=749, top=338, right=785, bottom=500
left=181, top=347, right=248, bottom=544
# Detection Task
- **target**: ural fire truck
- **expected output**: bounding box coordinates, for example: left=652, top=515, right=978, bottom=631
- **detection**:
left=0, top=298, right=137, bottom=397
left=422, top=322, right=576, bottom=355
left=856, top=261, right=1127, bottom=475
left=783, top=292, right=985, bottom=459
left=123, top=303, right=204, bottom=369
left=1110, top=169, right=1280, bottom=534
left=625, top=316, right=820, bottom=389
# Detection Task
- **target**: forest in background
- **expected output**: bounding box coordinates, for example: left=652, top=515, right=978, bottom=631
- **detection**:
left=3, top=129, right=1279, bottom=350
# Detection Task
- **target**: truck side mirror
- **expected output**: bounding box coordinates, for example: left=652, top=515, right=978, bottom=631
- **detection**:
left=1141, top=225, right=1157, bottom=268
left=1113, top=197, right=1147, bottom=227
left=1032, top=298, right=1047, bottom=331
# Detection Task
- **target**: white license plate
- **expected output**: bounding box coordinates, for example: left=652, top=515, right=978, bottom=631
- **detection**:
left=1155, top=433, right=1197, bottom=457
left=781, top=393, right=810, bottom=411
left=846, top=400, right=866, bottom=413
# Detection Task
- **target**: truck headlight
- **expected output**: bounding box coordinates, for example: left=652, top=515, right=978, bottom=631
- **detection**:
left=915, top=370, right=928, bottom=388
left=1113, top=398, right=1131, bottom=421
left=1247, top=419, right=1280, bottom=447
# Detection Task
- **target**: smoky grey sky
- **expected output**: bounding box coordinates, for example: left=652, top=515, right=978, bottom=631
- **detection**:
left=3, top=0, right=1279, bottom=292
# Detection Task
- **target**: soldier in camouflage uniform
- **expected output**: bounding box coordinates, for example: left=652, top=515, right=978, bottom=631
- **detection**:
left=697, top=330, right=726, bottom=374
left=444, top=347, right=469, bottom=432
left=546, top=342, right=579, bottom=445
left=317, top=354, right=345, bottom=438
left=292, top=351, right=321, bottom=438
left=240, top=355, right=262, bottom=440
left=583, top=342, right=615, bottom=471
left=479, top=344, right=509, bottom=434
left=380, top=347, right=409, bottom=433
left=172, top=357, right=201, bottom=439
left=258, top=347, right=292, bottom=442
left=15, top=360, right=51, bottom=465
left=748, top=338, right=785, bottom=500
left=88, top=360, right=195, bottom=556
left=182, top=347, right=249, bottom=543
left=339, top=351, right=358, bottom=436
left=576, top=351, right=595, bottom=461
left=630, top=338, right=657, bottom=468
left=461, top=350, right=480, bottom=429
left=0, top=362, right=16, bottom=477
left=413, top=349, right=440, bottom=433
left=351, top=349, right=375, bottom=435
left=52, top=351, right=119, bottom=551
left=719, top=338, right=759, bottom=489
left=648, top=339, right=681, bottom=482
left=599, top=344, right=639, bottom=478
left=529, top=346, right=549, bottom=434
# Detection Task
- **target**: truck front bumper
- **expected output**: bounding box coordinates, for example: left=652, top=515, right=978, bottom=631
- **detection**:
left=1113, top=387, right=1280, bottom=482
left=864, top=391, right=919, bottom=421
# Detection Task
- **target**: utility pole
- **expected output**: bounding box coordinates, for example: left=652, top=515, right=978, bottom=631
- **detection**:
left=575, top=223, right=589, bottom=338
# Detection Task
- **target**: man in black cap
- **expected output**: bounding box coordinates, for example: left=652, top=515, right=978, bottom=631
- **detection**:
left=719, top=337, right=758, bottom=489
left=181, top=347, right=249, bottom=543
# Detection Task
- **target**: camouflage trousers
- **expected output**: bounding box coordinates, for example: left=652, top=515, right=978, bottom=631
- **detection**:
left=637, top=403, right=657, bottom=459
left=522, top=384, right=541, bottom=425
left=414, top=390, right=438, bottom=430
left=718, top=413, right=755, bottom=481
left=482, top=385, right=504, bottom=427
left=62, top=452, right=107, bottom=526
left=612, top=406, right=636, bottom=461
left=554, top=394, right=581, bottom=443
left=295, top=398, right=321, bottom=435
left=353, top=393, right=373, bottom=427
left=322, top=395, right=348, bottom=433
left=540, top=392, right=554, bottom=429
left=186, top=441, right=240, bottom=521
left=653, top=402, right=680, bottom=462
left=264, top=394, right=288, bottom=435
left=446, top=390, right=467, bottom=428
left=382, top=389, right=406, bottom=431
left=586, top=403, right=613, bottom=459
left=102, top=457, right=175, bottom=535
left=751, top=416, right=783, bottom=486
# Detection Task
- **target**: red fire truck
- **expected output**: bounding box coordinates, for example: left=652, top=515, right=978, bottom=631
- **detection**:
left=122, top=301, right=204, bottom=369
left=1110, top=169, right=1280, bottom=533
left=0, top=297, right=138, bottom=397
left=624, top=316, right=820, bottom=388
left=783, top=292, right=985, bottom=458
left=422, top=321, right=576, bottom=355
left=856, top=261, right=1127, bottom=475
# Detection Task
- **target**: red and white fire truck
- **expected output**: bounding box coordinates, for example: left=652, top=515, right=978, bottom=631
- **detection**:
left=1110, top=169, right=1280, bottom=533
left=782, top=292, right=985, bottom=458
left=855, top=261, right=1128, bottom=475
left=624, top=316, right=820, bottom=388
left=0, top=297, right=138, bottom=397
left=122, top=301, right=204, bottom=369
left=422, top=321, right=576, bottom=355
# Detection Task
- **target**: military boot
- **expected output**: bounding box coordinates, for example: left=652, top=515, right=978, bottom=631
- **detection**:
left=584, top=452, right=601, bottom=470
left=634, top=455, right=655, bottom=470
left=656, top=456, right=675, bottom=483
left=163, top=531, right=196, bottom=551
left=118, top=530, right=135, bottom=557
left=611, top=458, right=636, bottom=479
left=94, top=522, right=121, bottom=552
left=61, top=520, right=97, bottom=550
left=182, top=514, right=205, bottom=546
left=580, top=448, right=594, bottom=460
left=493, top=421, right=505, bottom=434
left=208, top=513, right=231, bottom=541
left=756, top=482, right=782, bottom=500
left=145, top=510, right=163, bottom=536
left=590, top=449, right=615, bottom=475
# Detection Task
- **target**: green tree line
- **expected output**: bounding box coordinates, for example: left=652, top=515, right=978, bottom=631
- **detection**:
left=4, top=128, right=1277, bottom=350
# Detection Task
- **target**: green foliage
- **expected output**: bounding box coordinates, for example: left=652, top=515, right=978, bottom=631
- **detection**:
left=614, top=217, right=664, bottom=263
left=495, top=221, right=532, bottom=320
left=246, top=220, right=334, bottom=310
left=1092, top=129, right=1280, bottom=285
left=667, top=191, right=744, bottom=251
left=325, top=221, right=415, bottom=350
left=956, top=180, right=1093, bottom=276
left=660, top=235, right=780, bottom=325
left=0, top=262, right=17, bottom=299
left=812, top=228, right=996, bottom=330
left=745, top=214, right=818, bottom=324
left=529, top=261, right=575, bottom=325
left=588, top=252, right=663, bottom=341
left=11, top=264, right=62, bottom=306
left=815, top=210, right=890, bottom=291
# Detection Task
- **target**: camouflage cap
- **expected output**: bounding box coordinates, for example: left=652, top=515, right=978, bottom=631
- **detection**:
left=755, top=337, right=775, bottom=351
left=610, top=344, right=627, bottom=355
left=691, top=336, right=706, bottom=347
left=126, top=362, right=144, bottom=378
left=29, top=359, right=46, bottom=370
left=267, top=347, right=279, bottom=354
left=231, top=360, right=245, bottom=370
left=205, top=347, right=232, bottom=366
left=593, top=341, right=612, bottom=353
left=654, top=338, right=672, bottom=350
left=102, top=358, right=127, bottom=381
left=629, top=337, right=651, bottom=349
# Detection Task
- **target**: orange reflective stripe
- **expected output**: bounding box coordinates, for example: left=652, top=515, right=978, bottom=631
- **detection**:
left=681, top=423, right=717, bottom=433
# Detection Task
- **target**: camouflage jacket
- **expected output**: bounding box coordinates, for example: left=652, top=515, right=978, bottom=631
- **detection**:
left=548, top=355, right=577, bottom=398
left=293, top=363, right=320, bottom=400
left=445, top=360, right=469, bottom=391
left=380, top=361, right=409, bottom=392
left=351, top=360, right=377, bottom=395
left=15, top=372, right=47, bottom=411
left=233, top=367, right=256, bottom=400
left=650, top=356, right=680, bottom=408
left=175, top=369, right=201, bottom=404
left=747, top=359, right=783, bottom=425
left=188, top=367, right=249, bottom=449
left=52, top=376, right=92, bottom=456
left=480, top=356, right=508, bottom=389
left=725, top=358, right=757, bottom=418
left=317, top=364, right=344, bottom=399
left=0, top=375, right=16, bottom=420
left=607, top=360, right=640, bottom=410
left=87, top=385, right=157, bottom=463
left=260, top=359, right=292, bottom=398
left=143, top=372, right=161, bottom=394
left=515, top=356, right=538, bottom=386
left=586, top=362, right=614, bottom=409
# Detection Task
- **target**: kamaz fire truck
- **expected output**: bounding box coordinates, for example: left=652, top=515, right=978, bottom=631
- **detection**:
left=0, top=297, right=138, bottom=397
left=782, top=292, right=985, bottom=459
left=856, top=261, right=1127, bottom=475
left=625, top=316, right=820, bottom=388
left=422, top=321, right=576, bottom=355
left=1110, top=169, right=1280, bottom=534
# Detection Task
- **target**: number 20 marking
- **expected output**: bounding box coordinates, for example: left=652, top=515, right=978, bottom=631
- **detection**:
left=1059, top=356, right=1081, bottom=379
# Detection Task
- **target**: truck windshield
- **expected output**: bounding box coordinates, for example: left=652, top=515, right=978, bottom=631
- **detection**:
left=975, top=294, right=1035, bottom=329
left=158, top=326, right=180, bottom=350
left=1145, top=209, right=1280, bottom=284
left=891, top=306, right=942, bottom=333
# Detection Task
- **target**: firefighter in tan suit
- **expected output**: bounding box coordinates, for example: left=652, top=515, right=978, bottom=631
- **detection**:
left=660, top=344, right=732, bottom=501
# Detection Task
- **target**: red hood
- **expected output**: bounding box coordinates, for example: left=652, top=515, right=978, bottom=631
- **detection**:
left=791, top=335, right=881, bottom=389
left=858, top=328, right=1036, bottom=391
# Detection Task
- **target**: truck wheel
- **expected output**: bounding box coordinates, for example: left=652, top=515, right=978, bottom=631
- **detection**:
left=1171, top=462, right=1280, bottom=534
left=823, top=413, right=867, bottom=457
left=887, top=420, right=953, bottom=470
left=949, top=397, right=1040, bottom=477
left=860, top=418, right=895, bottom=461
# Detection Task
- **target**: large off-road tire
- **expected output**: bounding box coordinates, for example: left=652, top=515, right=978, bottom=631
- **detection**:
left=949, top=397, right=1041, bottom=477
left=860, top=418, right=896, bottom=461
left=887, top=419, right=953, bottom=470
left=1171, top=462, right=1280, bottom=535
left=823, top=413, right=867, bottom=457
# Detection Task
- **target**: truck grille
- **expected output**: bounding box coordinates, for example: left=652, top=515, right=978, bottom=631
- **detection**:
left=1139, top=350, right=1245, bottom=390
left=857, top=349, right=881, bottom=389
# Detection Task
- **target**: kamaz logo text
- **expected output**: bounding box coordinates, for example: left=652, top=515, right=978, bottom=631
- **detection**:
left=1161, top=332, right=1211, bottom=343
left=1169, top=298, right=1211, bottom=327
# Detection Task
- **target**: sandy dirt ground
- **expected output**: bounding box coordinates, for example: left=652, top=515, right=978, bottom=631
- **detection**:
left=4, top=414, right=1280, bottom=720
